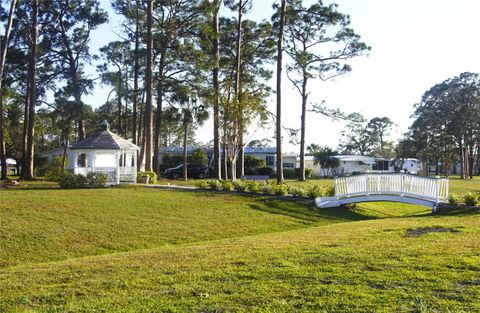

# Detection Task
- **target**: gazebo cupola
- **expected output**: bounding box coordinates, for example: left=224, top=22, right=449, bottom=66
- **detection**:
left=67, top=120, right=140, bottom=184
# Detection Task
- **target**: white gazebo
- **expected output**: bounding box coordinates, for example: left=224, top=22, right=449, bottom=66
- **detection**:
left=67, top=120, right=140, bottom=184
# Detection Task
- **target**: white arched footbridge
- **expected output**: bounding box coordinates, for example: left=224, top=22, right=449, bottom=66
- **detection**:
left=315, top=174, right=449, bottom=212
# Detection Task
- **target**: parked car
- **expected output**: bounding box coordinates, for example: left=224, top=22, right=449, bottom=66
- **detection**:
left=163, top=163, right=209, bottom=179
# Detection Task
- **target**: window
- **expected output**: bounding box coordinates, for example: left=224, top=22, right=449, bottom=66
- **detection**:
left=266, top=155, right=275, bottom=166
left=77, top=153, right=87, bottom=167
left=283, top=162, right=294, bottom=168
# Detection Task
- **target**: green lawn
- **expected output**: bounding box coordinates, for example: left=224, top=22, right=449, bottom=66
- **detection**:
left=1, top=179, right=479, bottom=312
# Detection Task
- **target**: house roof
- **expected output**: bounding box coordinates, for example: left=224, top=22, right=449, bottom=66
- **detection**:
left=71, top=130, right=139, bottom=150
left=244, top=147, right=276, bottom=154
left=70, top=121, right=140, bottom=151
left=334, top=155, right=376, bottom=164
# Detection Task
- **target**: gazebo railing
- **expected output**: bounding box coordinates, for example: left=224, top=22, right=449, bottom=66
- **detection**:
left=334, top=173, right=448, bottom=203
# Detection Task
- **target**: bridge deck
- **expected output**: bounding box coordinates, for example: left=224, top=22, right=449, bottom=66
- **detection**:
left=315, top=174, right=449, bottom=212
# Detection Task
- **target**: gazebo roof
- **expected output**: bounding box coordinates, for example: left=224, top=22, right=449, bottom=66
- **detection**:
left=70, top=121, right=140, bottom=151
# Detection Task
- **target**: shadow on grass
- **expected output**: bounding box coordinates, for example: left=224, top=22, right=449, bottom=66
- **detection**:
left=434, top=206, right=480, bottom=217
left=248, top=198, right=374, bottom=224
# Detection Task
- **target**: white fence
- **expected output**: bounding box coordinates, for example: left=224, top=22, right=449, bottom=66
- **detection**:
left=334, top=174, right=449, bottom=203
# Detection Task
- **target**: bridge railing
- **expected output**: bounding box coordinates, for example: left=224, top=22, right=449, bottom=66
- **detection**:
left=334, top=174, right=449, bottom=203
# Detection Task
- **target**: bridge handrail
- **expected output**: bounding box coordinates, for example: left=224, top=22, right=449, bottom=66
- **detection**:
left=334, top=174, right=448, bottom=203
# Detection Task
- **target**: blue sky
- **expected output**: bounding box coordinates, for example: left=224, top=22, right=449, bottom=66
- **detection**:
left=85, top=0, right=480, bottom=153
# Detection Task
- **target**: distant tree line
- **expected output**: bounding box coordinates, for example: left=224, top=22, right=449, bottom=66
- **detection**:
left=0, top=0, right=368, bottom=182
left=399, top=72, right=480, bottom=178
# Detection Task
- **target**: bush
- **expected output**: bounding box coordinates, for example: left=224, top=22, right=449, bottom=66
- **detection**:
left=196, top=180, right=210, bottom=189
left=295, top=168, right=312, bottom=178
left=259, top=182, right=275, bottom=195
left=221, top=180, right=235, bottom=191
left=86, top=172, right=108, bottom=188
left=137, top=171, right=157, bottom=184
left=306, top=185, right=323, bottom=198
left=257, top=167, right=273, bottom=176
left=283, top=169, right=296, bottom=179
left=59, top=172, right=88, bottom=189
left=234, top=180, right=248, bottom=192
left=273, top=184, right=288, bottom=196
left=323, top=185, right=335, bottom=197
left=287, top=185, right=306, bottom=197
left=208, top=179, right=223, bottom=190
left=246, top=181, right=260, bottom=194
left=448, top=193, right=462, bottom=206
left=464, top=192, right=480, bottom=207
left=35, top=156, right=64, bottom=181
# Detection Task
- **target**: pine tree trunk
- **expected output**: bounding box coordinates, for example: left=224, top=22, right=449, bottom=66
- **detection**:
left=212, top=0, right=221, bottom=180
left=276, top=0, right=286, bottom=184
left=132, top=0, right=140, bottom=145
left=24, top=0, right=39, bottom=180
left=117, top=68, right=122, bottom=134
left=153, top=55, right=165, bottom=176
left=298, top=76, right=308, bottom=181
left=144, top=0, right=154, bottom=171
left=183, top=122, right=188, bottom=180
left=0, top=0, right=17, bottom=180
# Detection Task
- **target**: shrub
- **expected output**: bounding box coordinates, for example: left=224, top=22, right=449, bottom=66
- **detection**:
left=464, top=192, right=480, bottom=207
left=86, top=172, right=108, bottom=188
left=448, top=193, right=462, bottom=206
left=234, top=180, right=248, bottom=192
left=273, top=184, right=288, bottom=196
left=295, top=168, right=312, bottom=178
left=196, top=180, right=210, bottom=189
left=306, top=185, right=323, bottom=198
left=287, top=185, right=305, bottom=197
left=259, top=182, right=275, bottom=195
left=137, top=171, right=157, bottom=184
left=257, top=167, right=273, bottom=176
left=283, top=169, right=296, bottom=179
left=221, top=180, right=235, bottom=191
left=59, top=172, right=88, bottom=189
left=208, top=179, right=223, bottom=190
left=246, top=181, right=260, bottom=194
left=323, top=185, right=335, bottom=197
left=35, top=156, right=64, bottom=181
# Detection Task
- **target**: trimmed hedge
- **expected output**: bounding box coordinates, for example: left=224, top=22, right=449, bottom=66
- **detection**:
left=195, top=179, right=334, bottom=199
left=59, top=172, right=108, bottom=189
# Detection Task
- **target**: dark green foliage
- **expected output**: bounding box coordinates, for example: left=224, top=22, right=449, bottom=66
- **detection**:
left=191, top=149, right=208, bottom=165
left=58, top=172, right=89, bottom=189
left=257, top=167, right=273, bottom=176
left=312, top=146, right=340, bottom=177
left=244, top=155, right=266, bottom=174
left=283, top=169, right=296, bottom=178
left=295, top=168, right=312, bottom=178
left=137, top=171, right=158, bottom=184
left=34, top=156, right=64, bottom=181
left=86, top=172, right=108, bottom=188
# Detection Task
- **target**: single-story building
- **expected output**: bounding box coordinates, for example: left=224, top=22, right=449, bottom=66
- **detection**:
left=38, top=121, right=139, bottom=184
left=0, top=158, right=18, bottom=175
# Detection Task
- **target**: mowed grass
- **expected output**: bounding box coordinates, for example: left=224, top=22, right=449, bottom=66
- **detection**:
left=0, top=178, right=479, bottom=312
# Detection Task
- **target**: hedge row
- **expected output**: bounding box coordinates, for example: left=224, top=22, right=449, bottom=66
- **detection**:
left=448, top=192, right=480, bottom=207
left=58, top=172, right=108, bottom=189
left=196, top=179, right=334, bottom=199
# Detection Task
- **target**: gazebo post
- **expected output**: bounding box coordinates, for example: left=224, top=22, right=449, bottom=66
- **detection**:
left=88, top=151, right=94, bottom=173
left=72, top=150, right=78, bottom=175
left=115, top=150, right=120, bottom=185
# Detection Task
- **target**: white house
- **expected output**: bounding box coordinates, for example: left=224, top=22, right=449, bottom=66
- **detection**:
left=333, top=155, right=376, bottom=176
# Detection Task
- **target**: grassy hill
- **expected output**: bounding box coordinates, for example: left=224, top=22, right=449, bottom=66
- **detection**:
left=1, top=181, right=479, bottom=312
